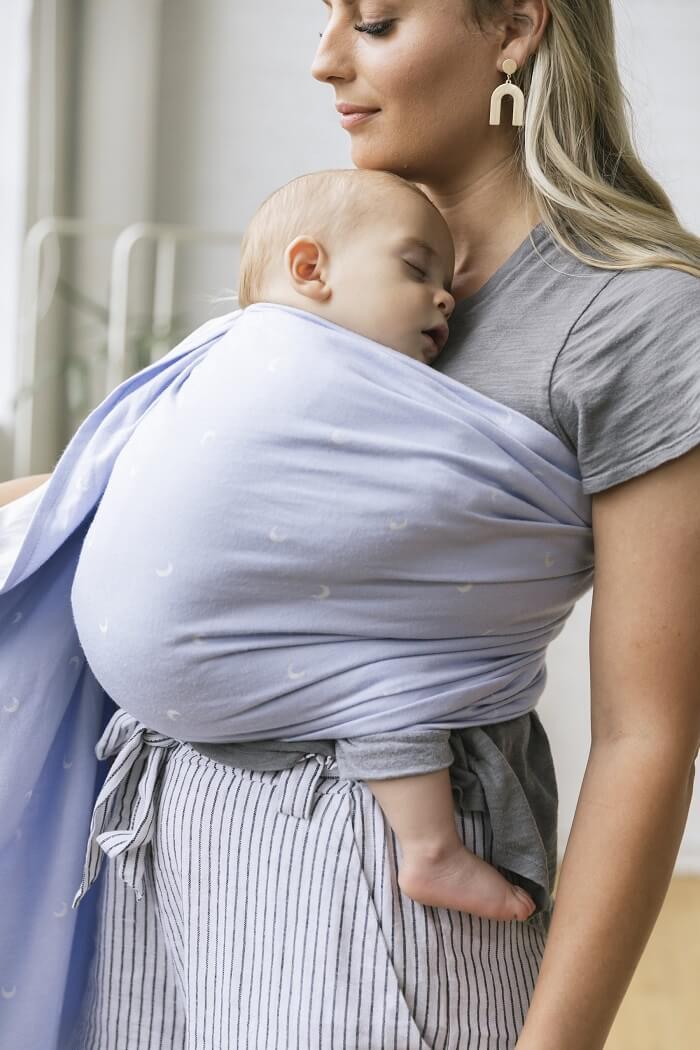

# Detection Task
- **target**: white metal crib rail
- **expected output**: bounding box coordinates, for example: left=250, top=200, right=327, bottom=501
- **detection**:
left=14, top=219, right=241, bottom=477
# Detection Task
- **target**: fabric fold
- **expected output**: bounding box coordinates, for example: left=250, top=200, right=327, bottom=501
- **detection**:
left=448, top=719, right=557, bottom=916
left=70, top=302, right=595, bottom=746
left=72, top=710, right=179, bottom=909
left=0, top=309, right=242, bottom=1050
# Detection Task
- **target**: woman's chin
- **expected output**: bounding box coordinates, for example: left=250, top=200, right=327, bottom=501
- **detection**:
left=349, top=144, right=422, bottom=180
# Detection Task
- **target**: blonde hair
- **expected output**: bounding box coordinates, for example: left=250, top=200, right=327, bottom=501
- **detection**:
left=467, top=0, right=700, bottom=277
left=238, top=169, right=444, bottom=308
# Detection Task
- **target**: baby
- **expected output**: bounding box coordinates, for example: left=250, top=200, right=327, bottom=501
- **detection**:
left=236, top=168, right=536, bottom=924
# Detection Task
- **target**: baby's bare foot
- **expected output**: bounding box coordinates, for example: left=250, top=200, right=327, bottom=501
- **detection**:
left=398, top=844, right=536, bottom=922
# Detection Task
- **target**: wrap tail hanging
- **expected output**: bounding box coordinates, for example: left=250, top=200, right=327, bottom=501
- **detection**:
left=72, top=710, right=179, bottom=908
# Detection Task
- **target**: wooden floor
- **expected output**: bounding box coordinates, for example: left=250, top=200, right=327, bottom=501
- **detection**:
left=552, top=876, right=700, bottom=1049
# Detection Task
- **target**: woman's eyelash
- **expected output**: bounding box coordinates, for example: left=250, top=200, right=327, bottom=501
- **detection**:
left=354, top=20, right=394, bottom=36
left=318, top=20, right=394, bottom=39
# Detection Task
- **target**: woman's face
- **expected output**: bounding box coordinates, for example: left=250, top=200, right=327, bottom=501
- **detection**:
left=312, top=0, right=508, bottom=188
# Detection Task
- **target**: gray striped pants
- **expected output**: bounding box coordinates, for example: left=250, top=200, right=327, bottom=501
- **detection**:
left=69, top=711, right=548, bottom=1049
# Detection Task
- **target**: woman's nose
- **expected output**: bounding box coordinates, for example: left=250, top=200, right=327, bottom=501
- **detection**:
left=311, top=24, right=352, bottom=83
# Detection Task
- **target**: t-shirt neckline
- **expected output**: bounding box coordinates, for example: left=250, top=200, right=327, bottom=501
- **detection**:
left=451, top=222, right=547, bottom=313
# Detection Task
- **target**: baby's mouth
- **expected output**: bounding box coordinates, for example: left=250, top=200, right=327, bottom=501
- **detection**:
left=423, top=323, right=449, bottom=355
left=422, top=332, right=440, bottom=362
left=422, top=323, right=448, bottom=361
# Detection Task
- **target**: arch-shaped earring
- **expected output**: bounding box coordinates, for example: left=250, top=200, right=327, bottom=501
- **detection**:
left=489, top=59, right=525, bottom=127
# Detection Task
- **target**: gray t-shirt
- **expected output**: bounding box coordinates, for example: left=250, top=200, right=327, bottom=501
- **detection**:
left=436, top=222, right=700, bottom=494
left=188, top=225, right=699, bottom=917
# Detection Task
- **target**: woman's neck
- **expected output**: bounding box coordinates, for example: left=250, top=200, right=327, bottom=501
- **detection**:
left=417, top=156, right=540, bottom=303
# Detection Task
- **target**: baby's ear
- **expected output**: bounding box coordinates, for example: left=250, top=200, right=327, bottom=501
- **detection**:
left=284, top=236, right=332, bottom=301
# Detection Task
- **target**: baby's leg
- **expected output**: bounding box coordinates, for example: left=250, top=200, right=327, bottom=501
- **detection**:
left=366, top=768, right=536, bottom=922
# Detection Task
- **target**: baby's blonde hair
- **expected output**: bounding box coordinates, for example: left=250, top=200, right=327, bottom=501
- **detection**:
left=238, top=168, right=444, bottom=308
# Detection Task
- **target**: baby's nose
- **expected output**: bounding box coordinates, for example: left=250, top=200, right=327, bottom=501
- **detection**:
left=436, top=287, right=455, bottom=319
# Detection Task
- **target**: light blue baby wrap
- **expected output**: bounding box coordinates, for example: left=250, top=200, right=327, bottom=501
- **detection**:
left=71, top=303, right=595, bottom=742
left=0, top=302, right=594, bottom=1048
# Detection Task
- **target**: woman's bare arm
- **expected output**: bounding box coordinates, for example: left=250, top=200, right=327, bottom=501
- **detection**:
left=516, top=445, right=700, bottom=1050
left=0, top=473, right=52, bottom=508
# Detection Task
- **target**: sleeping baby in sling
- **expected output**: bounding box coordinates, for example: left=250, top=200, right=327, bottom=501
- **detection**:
left=71, top=169, right=595, bottom=923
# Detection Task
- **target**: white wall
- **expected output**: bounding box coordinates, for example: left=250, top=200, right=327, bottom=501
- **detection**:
left=0, top=0, right=33, bottom=479
left=64, top=0, right=164, bottom=437
left=152, top=0, right=344, bottom=317
left=614, top=0, right=700, bottom=232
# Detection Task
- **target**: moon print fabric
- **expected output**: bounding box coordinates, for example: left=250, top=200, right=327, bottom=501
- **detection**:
left=71, top=302, right=594, bottom=743
left=0, top=302, right=593, bottom=1046
left=0, top=308, right=241, bottom=1049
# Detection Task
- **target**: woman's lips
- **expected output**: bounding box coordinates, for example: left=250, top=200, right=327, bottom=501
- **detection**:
left=339, top=110, right=379, bottom=129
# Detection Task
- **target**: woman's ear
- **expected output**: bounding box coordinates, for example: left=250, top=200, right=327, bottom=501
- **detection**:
left=284, top=236, right=332, bottom=302
left=496, top=0, right=550, bottom=71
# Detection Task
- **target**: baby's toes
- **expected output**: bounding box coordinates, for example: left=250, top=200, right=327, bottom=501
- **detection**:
left=508, top=885, right=536, bottom=920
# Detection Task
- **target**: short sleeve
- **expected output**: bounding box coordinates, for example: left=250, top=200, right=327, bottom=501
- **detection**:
left=335, top=729, right=453, bottom=780
left=549, top=266, right=700, bottom=494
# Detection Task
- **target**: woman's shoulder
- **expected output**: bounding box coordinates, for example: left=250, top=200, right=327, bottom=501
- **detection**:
left=582, top=261, right=699, bottom=319
left=549, top=259, right=700, bottom=496
left=532, top=223, right=700, bottom=320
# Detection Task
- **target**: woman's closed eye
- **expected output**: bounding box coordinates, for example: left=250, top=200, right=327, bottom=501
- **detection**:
left=353, top=20, right=394, bottom=36
left=318, top=20, right=395, bottom=39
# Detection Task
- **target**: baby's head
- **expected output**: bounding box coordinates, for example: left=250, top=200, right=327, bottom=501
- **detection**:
left=238, top=169, right=455, bottom=365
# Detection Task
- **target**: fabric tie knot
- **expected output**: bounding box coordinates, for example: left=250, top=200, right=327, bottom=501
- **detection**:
left=72, top=709, right=179, bottom=909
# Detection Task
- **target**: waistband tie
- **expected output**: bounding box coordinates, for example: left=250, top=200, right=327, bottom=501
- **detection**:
left=273, top=751, right=338, bottom=821
left=72, top=709, right=179, bottom=909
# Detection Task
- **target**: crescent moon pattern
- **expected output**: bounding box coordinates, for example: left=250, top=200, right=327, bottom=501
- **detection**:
left=155, top=562, right=174, bottom=577
left=3, top=697, right=20, bottom=713
left=388, top=519, right=408, bottom=531
left=456, top=583, right=473, bottom=593
left=167, top=709, right=181, bottom=720
left=53, top=902, right=68, bottom=918
left=68, top=655, right=81, bottom=669
left=99, top=619, right=109, bottom=634
left=63, top=758, right=73, bottom=769
left=1, top=987, right=16, bottom=999
left=11, top=611, right=22, bottom=624
left=311, top=585, right=331, bottom=600
left=544, top=553, right=555, bottom=568
left=24, top=790, right=32, bottom=801
left=269, top=526, right=287, bottom=542
left=200, top=430, right=216, bottom=447
left=287, top=664, right=306, bottom=681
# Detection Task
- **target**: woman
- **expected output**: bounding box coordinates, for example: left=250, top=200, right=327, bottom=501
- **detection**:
left=2, top=1, right=699, bottom=1048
